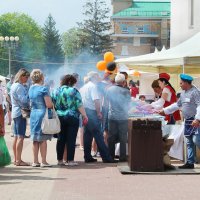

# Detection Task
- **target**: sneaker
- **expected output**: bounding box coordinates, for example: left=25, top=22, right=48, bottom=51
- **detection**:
left=178, top=163, right=194, bottom=169
left=91, top=151, right=97, bottom=157
left=85, top=158, right=97, bottom=163
left=79, top=146, right=84, bottom=151
left=41, top=163, right=52, bottom=168
left=96, top=152, right=101, bottom=157
left=65, top=161, right=79, bottom=166
left=103, top=159, right=118, bottom=163
left=57, top=161, right=65, bottom=166
left=32, top=163, right=40, bottom=167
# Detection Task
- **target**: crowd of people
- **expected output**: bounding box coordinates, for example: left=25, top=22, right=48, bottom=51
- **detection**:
left=0, top=68, right=200, bottom=171
left=0, top=68, right=133, bottom=167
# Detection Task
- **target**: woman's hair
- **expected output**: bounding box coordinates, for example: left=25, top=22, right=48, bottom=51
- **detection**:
left=158, top=78, right=176, bottom=92
left=61, top=74, right=77, bottom=87
left=30, top=69, right=44, bottom=84
left=14, top=68, right=30, bottom=83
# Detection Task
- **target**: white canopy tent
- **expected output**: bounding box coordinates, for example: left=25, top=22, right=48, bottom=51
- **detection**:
left=116, top=32, right=200, bottom=73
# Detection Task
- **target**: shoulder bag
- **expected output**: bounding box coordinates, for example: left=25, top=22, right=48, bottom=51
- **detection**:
left=41, top=106, right=61, bottom=135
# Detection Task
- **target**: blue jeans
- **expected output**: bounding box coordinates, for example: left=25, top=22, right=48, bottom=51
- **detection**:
left=185, top=132, right=200, bottom=164
left=84, top=108, right=112, bottom=161
left=57, top=115, right=79, bottom=161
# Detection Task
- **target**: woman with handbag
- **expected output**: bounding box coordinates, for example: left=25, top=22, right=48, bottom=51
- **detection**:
left=29, top=69, right=53, bottom=167
left=51, top=74, right=88, bottom=166
left=10, top=68, right=30, bottom=166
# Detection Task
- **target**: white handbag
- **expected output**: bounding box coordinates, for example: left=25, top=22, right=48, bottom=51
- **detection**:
left=41, top=107, right=61, bottom=135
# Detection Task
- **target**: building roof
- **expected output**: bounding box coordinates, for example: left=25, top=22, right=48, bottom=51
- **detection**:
left=112, top=1, right=170, bottom=19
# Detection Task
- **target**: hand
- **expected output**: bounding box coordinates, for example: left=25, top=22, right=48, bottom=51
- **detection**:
left=82, top=115, right=88, bottom=126
left=97, top=112, right=103, bottom=120
left=156, top=109, right=165, bottom=116
left=192, top=119, right=200, bottom=127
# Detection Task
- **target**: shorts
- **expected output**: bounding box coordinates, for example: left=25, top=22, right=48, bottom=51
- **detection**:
left=13, top=115, right=26, bottom=137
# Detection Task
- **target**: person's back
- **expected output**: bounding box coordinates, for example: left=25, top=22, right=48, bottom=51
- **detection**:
left=29, top=85, right=47, bottom=110
left=81, top=81, right=99, bottom=110
left=107, top=85, right=131, bottom=121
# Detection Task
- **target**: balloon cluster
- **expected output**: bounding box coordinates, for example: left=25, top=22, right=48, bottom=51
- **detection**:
left=96, top=52, right=117, bottom=73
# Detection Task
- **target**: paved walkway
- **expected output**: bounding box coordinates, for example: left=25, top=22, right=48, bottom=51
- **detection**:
left=0, top=125, right=200, bottom=200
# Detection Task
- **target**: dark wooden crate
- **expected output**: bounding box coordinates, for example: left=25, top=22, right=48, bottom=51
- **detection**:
left=128, top=119, right=164, bottom=172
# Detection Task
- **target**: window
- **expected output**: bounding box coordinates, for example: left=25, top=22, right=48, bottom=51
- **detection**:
left=136, top=26, right=144, bottom=33
left=122, top=27, right=128, bottom=34
left=161, top=11, right=169, bottom=16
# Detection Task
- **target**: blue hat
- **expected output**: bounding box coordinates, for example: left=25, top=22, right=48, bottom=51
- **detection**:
left=180, top=74, right=193, bottom=81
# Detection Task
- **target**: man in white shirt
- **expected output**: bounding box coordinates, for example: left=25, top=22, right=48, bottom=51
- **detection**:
left=81, top=71, right=115, bottom=163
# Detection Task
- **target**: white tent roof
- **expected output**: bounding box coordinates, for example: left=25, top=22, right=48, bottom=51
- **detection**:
left=116, top=32, right=200, bottom=66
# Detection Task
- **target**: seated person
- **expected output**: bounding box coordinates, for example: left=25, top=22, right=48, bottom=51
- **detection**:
left=139, top=95, right=146, bottom=102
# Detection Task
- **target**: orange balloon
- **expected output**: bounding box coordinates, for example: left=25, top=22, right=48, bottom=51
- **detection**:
left=133, top=71, right=141, bottom=77
left=104, top=52, right=114, bottom=63
left=96, top=61, right=107, bottom=71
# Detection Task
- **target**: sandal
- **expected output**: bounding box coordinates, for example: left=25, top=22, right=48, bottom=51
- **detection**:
left=15, top=160, right=30, bottom=166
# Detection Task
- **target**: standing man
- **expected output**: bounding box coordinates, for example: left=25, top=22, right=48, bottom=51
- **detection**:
left=106, top=73, right=131, bottom=162
left=159, top=74, right=200, bottom=169
left=81, top=71, right=114, bottom=163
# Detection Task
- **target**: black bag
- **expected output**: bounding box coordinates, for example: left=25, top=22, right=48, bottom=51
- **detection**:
left=21, top=108, right=31, bottom=118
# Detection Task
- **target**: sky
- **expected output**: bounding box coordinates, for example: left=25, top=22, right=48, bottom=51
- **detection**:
left=0, top=0, right=112, bottom=34
left=0, top=0, right=168, bottom=34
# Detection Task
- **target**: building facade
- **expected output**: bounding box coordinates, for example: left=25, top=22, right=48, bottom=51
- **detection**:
left=111, top=0, right=170, bottom=57
left=171, top=0, right=200, bottom=47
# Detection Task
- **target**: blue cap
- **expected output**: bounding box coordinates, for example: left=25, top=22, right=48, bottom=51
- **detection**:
left=180, top=74, right=193, bottom=81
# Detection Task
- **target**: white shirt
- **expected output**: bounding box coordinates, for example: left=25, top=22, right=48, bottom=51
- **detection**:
left=151, top=87, right=172, bottom=110
left=80, top=81, right=100, bottom=110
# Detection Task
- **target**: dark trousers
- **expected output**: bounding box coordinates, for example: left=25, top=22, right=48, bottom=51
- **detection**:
left=108, top=119, right=128, bottom=161
left=57, top=115, right=79, bottom=161
left=84, top=108, right=112, bottom=161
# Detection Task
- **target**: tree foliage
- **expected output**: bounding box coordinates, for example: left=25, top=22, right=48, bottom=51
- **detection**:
left=62, top=28, right=88, bottom=60
left=42, top=14, right=64, bottom=71
left=78, top=0, right=113, bottom=56
left=0, top=13, right=44, bottom=75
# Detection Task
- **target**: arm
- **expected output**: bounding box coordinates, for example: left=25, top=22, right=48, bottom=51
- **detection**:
left=13, top=86, right=29, bottom=107
left=94, top=99, right=102, bottom=119
left=163, top=103, right=179, bottom=114
left=151, top=98, right=165, bottom=110
left=192, top=90, right=200, bottom=127
left=44, top=96, right=53, bottom=108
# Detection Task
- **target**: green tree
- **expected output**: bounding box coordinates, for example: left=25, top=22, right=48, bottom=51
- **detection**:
left=62, top=28, right=88, bottom=60
left=78, top=0, right=113, bottom=56
left=0, top=13, right=44, bottom=75
left=42, top=14, right=64, bottom=72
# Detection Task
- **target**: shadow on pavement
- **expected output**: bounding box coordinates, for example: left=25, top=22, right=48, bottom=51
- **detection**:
left=52, top=161, right=118, bottom=170
left=0, top=166, right=46, bottom=174
left=0, top=174, right=66, bottom=181
left=0, top=181, right=21, bottom=185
